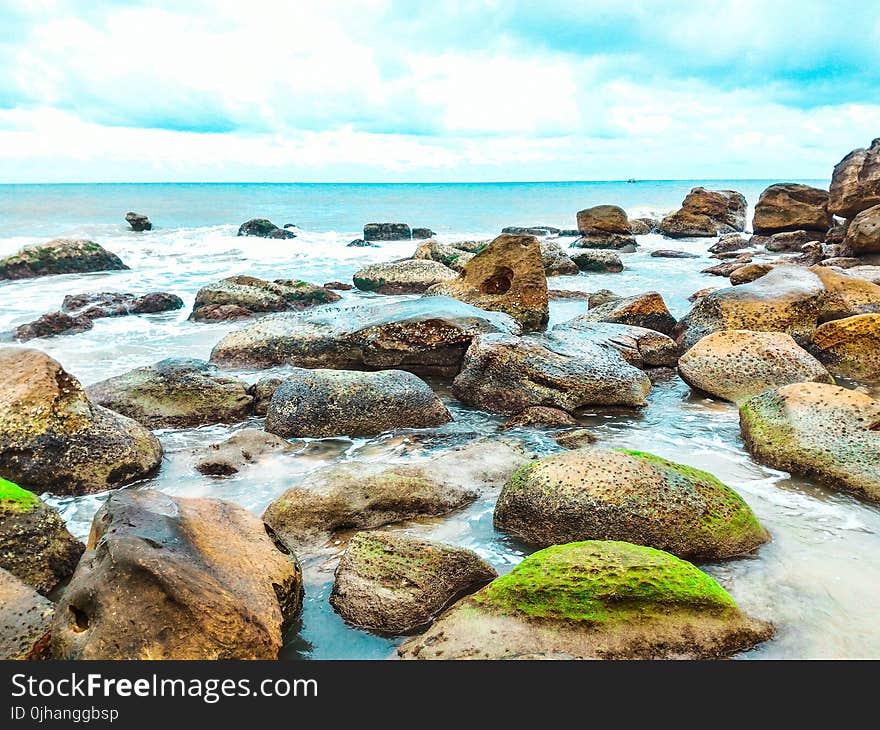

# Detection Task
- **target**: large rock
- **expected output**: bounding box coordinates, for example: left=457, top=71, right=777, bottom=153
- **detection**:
left=192, top=429, right=294, bottom=476
left=552, top=319, right=679, bottom=368
left=807, top=314, right=880, bottom=380
left=762, top=229, right=821, bottom=252
left=399, top=540, right=773, bottom=660
left=329, top=531, right=496, bottom=635
left=209, top=297, right=519, bottom=377
left=412, top=240, right=474, bottom=272
left=740, top=382, right=880, bottom=502
left=0, top=568, right=54, bottom=660
left=572, top=291, right=676, bottom=335
left=87, top=358, right=253, bottom=429
left=678, top=330, right=831, bottom=402
left=262, top=463, right=477, bottom=548
left=0, top=348, right=162, bottom=496
left=63, top=291, right=183, bottom=319
left=364, top=223, right=411, bottom=241
left=412, top=227, right=435, bottom=239
left=14, top=312, right=93, bottom=341
left=51, top=490, right=303, bottom=660
left=539, top=240, right=579, bottom=276
left=425, top=234, right=549, bottom=332
left=237, top=218, right=296, bottom=238
left=571, top=250, right=623, bottom=272
left=353, top=259, right=458, bottom=294
left=572, top=206, right=636, bottom=249
left=125, top=212, right=152, bottom=231
left=451, top=333, right=651, bottom=414
left=659, top=188, right=747, bottom=238
left=709, top=233, right=752, bottom=254
left=0, top=478, right=84, bottom=595
left=811, top=265, right=880, bottom=322
left=828, top=138, right=880, bottom=218
left=673, top=265, right=825, bottom=351
left=729, top=263, right=776, bottom=286
left=0, top=239, right=128, bottom=280
left=752, top=184, right=831, bottom=234
left=495, top=449, right=768, bottom=559
left=265, top=368, right=450, bottom=438
left=842, top=204, right=880, bottom=256
left=190, top=276, right=340, bottom=321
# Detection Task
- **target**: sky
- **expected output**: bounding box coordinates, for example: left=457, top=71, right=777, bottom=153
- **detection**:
left=0, top=0, right=878, bottom=183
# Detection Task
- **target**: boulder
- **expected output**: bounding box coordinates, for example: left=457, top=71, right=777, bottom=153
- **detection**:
left=553, top=319, right=679, bottom=368
left=807, top=314, right=880, bottom=380
left=752, top=184, right=831, bottom=234
left=678, top=330, right=831, bottom=402
left=399, top=540, right=773, bottom=660
left=0, top=478, right=84, bottom=594
left=324, top=281, right=353, bottom=290
left=811, top=265, right=880, bottom=322
left=551, top=429, right=598, bottom=449
left=709, top=233, right=751, bottom=254
left=51, top=490, right=303, bottom=660
left=571, top=250, right=624, bottom=272
left=572, top=291, right=676, bottom=335
left=0, top=239, right=128, bottom=281
left=193, top=429, right=294, bottom=476
left=502, top=406, right=579, bottom=430
left=425, top=234, right=549, bottom=332
left=62, top=291, right=183, bottom=319
left=265, top=368, right=450, bottom=438
left=412, top=227, right=436, bottom=239
left=451, top=333, right=651, bottom=414
left=249, top=377, right=282, bottom=416
left=818, top=257, right=861, bottom=269
left=576, top=205, right=631, bottom=234
left=353, top=259, right=458, bottom=294
left=740, top=382, right=880, bottom=502
left=495, top=449, right=768, bottom=559
left=570, top=233, right=636, bottom=251
left=348, top=239, right=379, bottom=248
left=650, top=249, right=699, bottom=259
left=729, top=263, right=776, bottom=285
left=262, top=463, right=477, bottom=548
left=124, top=212, right=152, bottom=231
left=588, top=289, right=621, bottom=308
left=629, top=217, right=658, bottom=235
left=659, top=188, right=747, bottom=238
left=689, top=286, right=719, bottom=302
left=190, top=276, right=340, bottom=321
left=364, top=223, right=411, bottom=241
left=14, top=312, right=92, bottom=341
left=539, top=240, right=579, bottom=276
left=237, top=218, right=296, bottom=239
left=329, top=531, right=496, bottom=635
left=0, top=348, right=162, bottom=496
left=828, top=138, right=880, bottom=218
left=842, top=204, right=880, bottom=256
left=209, top=297, right=519, bottom=376
left=762, top=230, right=821, bottom=252
left=0, top=568, right=54, bottom=660
left=87, top=358, right=253, bottom=429
left=412, top=240, right=474, bottom=272
left=702, top=254, right=753, bottom=277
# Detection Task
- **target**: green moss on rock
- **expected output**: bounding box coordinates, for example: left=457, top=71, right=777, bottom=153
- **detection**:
left=0, top=479, right=39, bottom=513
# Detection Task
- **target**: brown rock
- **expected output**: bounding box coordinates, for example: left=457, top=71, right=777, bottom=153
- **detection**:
left=14, top=312, right=93, bottom=341
left=0, top=568, right=54, bottom=659
left=842, top=204, right=880, bottom=256
left=576, top=205, right=631, bottom=234
left=828, top=138, right=880, bottom=218
left=573, top=291, right=676, bottom=335
left=193, top=429, right=294, bottom=476
left=659, top=188, right=747, bottom=238
left=807, top=314, right=880, bottom=380
left=502, top=406, right=579, bottom=430
left=752, top=183, right=831, bottom=234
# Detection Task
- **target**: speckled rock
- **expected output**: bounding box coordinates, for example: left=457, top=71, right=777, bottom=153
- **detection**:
left=262, top=463, right=477, bottom=548
left=588, top=289, right=621, bottom=308
left=353, top=259, right=458, bottom=294
left=495, top=449, right=768, bottom=559
left=329, top=531, right=496, bottom=635
left=552, top=319, right=679, bottom=368
left=193, top=429, right=294, bottom=476
left=659, top=188, right=747, bottom=238
left=571, top=249, right=624, bottom=272
left=426, top=234, right=549, bottom=332
left=811, top=265, right=880, bottom=322
left=265, top=368, right=450, bottom=438
left=451, top=333, right=651, bottom=414
left=0, top=239, right=128, bottom=280
left=629, top=217, right=657, bottom=235
left=729, top=263, right=776, bottom=285
left=740, top=382, right=880, bottom=502
left=87, top=358, right=253, bottom=429
left=0, top=348, right=162, bottom=496
left=807, top=314, right=880, bottom=380
left=678, top=330, right=832, bottom=402
left=237, top=218, right=295, bottom=238
left=51, top=490, right=303, bottom=660
left=828, top=138, right=880, bottom=218
left=550, top=428, right=599, bottom=449
left=249, top=377, right=282, bottom=416
left=842, top=204, right=880, bottom=256
left=0, top=478, right=84, bottom=594
left=210, top=297, right=519, bottom=377
left=539, top=240, right=579, bottom=276
left=651, top=249, right=700, bottom=259
left=191, top=276, right=340, bottom=321
left=0, top=568, right=54, bottom=660
left=399, top=540, right=773, bottom=660
left=412, top=240, right=475, bottom=272
left=752, top=184, right=831, bottom=235
left=572, top=291, right=677, bottom=335
left=502, top=406, right=579, bottom=430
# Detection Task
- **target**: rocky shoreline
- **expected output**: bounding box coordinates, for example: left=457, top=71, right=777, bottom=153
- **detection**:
left=3, top=139, right=880, bottom=660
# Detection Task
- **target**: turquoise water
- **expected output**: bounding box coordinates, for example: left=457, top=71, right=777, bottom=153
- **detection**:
left=6, top=179, right=880, bottom=660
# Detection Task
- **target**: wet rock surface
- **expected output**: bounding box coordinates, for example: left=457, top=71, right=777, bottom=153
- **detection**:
left=0, top=239, right=128, bottom=280
left=191, top=276, right=340, bottom=321
left=659, top=187, right=747, bottom=238
left=192, top=429, right=295, bottom=476
left=0, top=568, right=54, bottom=660
left=353, top=259, right=458, bottom=294
left=237, top=218, right=296, bottom=238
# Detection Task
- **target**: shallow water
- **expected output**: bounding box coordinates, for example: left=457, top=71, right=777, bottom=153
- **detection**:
left=3, top=180, right=878, bottom=660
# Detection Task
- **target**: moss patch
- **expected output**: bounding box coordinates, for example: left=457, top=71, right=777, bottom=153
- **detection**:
left=0, top=478, right=40, bottom=512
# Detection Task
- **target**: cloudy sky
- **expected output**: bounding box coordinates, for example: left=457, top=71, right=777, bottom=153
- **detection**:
left=1, top=0, right=878, bottom=183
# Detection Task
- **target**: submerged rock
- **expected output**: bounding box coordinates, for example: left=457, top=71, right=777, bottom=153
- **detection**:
left=0, top=239, right=128, bottom=280
left=209, top=297, right=519, bottom=377
left=551, top=428, right=598, bottom=449
left=571, top=249, right=623, bottom=272
left=190, top=275, right=340, bottom=321
left=14, top=311, right=93, bottom=341
left=678, top=330, right=831, bottom=403
left=364, top=223, right=411, bottom=241
left=193, top=429, right=294, bottom=476
left=348, top=238, right=378, bottom=248
left=451, top=333, right=651, bottom=414
left=263, top=463, right=477, bottom=548
left=0, top=568, right=54, bottom=660
left=572, top=291, right=676, bottom=335
left=426, top=234, right=549, bottom=332
left=51, top=490, right=303, bottom=660
left=63, top=291, right=183, bottom=319
left=329, top=531, right=496, bottom=635
left=412, top=227, right=436, bottom=239
left=124, top=212, right=152, bottom=232
left=828, top=137, right=880, bottom=218
left=237, top=218, right=296, bottom=238
left=353, top=259, right=458, bottom=294
left=709, top=233, right=752, bottom=254
left=740, top=382, right=880, bottom=502
left=249, top=377, right=282, bottom=416
left=842, top=204, right=880, bottom=256
left=752, top=184, right=831, bottom=235
left=502, top=226, right=560, bottom=236
left=659, top=187, right=747, bottom=238
left=87, top=358, right=253, bottom=429
left=265, top=367, right=450, bottom=438
left=807, top=314, right=880, bottom=380
left=324, top=281, right=353, bottom=290
left=0, top=348, right=162, bottom=496
left=651, top=249, right=700, bottom=259
left=399, top=540, right=773, bottom=660
left=495, top=449, right=768, bottom=559
left=502, top=406, right=579, bottom=430
left=0, top=478, right=84, bottom=594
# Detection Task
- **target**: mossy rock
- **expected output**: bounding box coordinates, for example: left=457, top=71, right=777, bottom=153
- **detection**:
left=494, top=448, right=768, bottom=560
left=0, top=478, right=40, bottom=513
left=329, top=531, right=496, bottom=635
left=0, top=239, right=128, bottom=280
left=399, top=540, right=773, bottom=659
